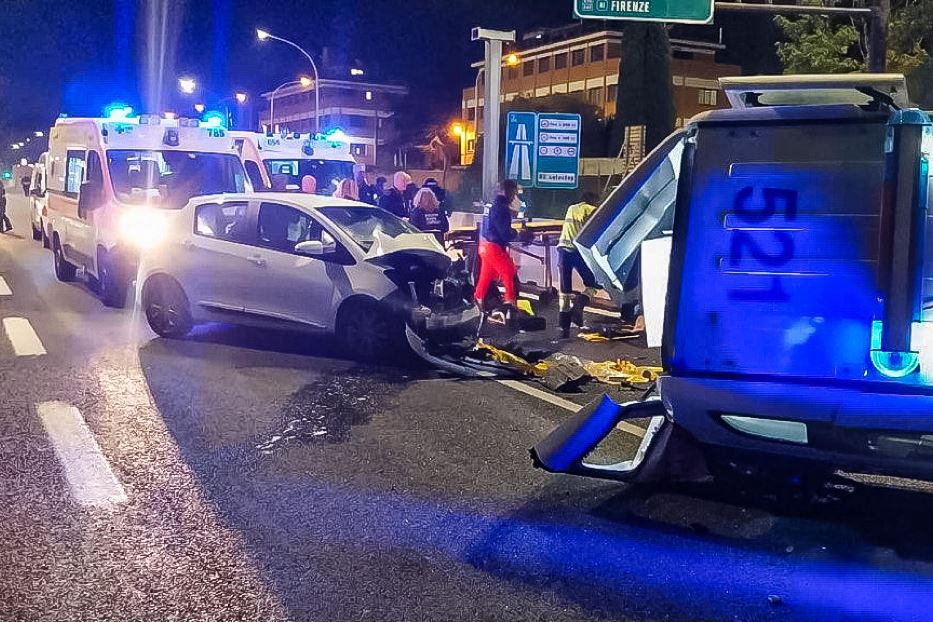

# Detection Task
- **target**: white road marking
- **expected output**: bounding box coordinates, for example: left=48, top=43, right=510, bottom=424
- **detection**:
left=2, top=317, right=46, bottom=356
left=37, top=401, right=128, bottom=508
left=0, top=276, right=11, bottom=296
left=497, top=378, right=646, bottom=438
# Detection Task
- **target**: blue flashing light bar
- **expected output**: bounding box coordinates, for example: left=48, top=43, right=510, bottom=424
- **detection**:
left=200, top=111, right=226, bottom=129
left=104, top=103, right=134, bottom=120
left=870, top=320, right=921, bottom=378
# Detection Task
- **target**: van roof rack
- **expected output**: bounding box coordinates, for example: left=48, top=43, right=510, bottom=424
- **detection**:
left=720, top=74, right=909, bottom=111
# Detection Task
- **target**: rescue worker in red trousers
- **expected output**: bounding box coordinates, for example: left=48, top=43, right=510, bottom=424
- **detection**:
left=474, top=179, right=521, bottom=315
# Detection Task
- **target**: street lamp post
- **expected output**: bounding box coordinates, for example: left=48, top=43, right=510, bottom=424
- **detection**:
left=257, top=29, right=321, bottom=132
left=268, top=77, right=312, bottom=133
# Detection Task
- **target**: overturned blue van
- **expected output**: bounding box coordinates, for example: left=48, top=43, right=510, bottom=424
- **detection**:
left=532, top=75, right=933, bottom=485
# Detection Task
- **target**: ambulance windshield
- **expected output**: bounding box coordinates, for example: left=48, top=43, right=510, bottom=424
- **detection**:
left=107, top=150, right=247, bottom=208
left=263, top=159, right=355, bottom=193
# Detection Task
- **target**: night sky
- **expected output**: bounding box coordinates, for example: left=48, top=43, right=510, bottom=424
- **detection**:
left=0, top=0, right=776, bottom=147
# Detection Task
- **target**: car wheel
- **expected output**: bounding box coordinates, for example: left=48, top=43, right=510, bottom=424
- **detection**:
left=337, top=299, right=402, bottom=362
left=97, top=248, right=127, bottom=308
left=143, top=276, right=192, bottom=338
left=52, top=235, right=76, bottom=282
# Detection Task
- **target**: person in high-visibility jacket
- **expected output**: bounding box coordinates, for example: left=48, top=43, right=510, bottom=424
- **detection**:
left=557, top=191, right=600, bottom=338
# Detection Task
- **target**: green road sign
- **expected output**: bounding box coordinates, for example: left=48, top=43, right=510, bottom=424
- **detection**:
left=574, top=0, right=714, bottom=24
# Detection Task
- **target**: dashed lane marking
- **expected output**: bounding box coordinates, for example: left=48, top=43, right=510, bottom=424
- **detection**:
left=2, top=317, right=46, bottom=356
left=37, top=401, right=128, bottom=508
left=0, top=276, right=11, bottom=296
left=496, top=378, right=646, bottom=438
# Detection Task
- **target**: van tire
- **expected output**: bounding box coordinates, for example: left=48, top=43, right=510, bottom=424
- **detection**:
left=337, top=298, right=403, bottom=362
left=31, top=224, right=42, bottom=241
left=142, top=276, right=192, bottom=338
left=52, top=235, right=76, bottom=282
left=97, top=248, right=127, bottom=309
left=42, top=226, right=50, bottom=249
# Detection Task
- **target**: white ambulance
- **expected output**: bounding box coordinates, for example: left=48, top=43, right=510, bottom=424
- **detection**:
left=231, top=131, right=356, bottom=194
left=45, top=112, right=250, bottom=307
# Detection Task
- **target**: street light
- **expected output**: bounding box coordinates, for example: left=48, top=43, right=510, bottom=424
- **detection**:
left=505, top=53, right=520, bottom=66
left=268, top=77, right=312, bottom=132
left=178, top=77, right=196, bottom=94
left=472, top=27, right=516, bottom=200
left=194, top=103, right=205, bottom=114
left=235, top=92, right=247, bottom=104
left=256, top=28, right=321, bottom=132
left=34, top=131, right=44, bottom=137
left=472, top=52, right=520, bottom=147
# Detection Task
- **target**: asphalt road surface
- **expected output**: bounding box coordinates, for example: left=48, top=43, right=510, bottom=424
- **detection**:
left=3, top=188, right=933, bottom=622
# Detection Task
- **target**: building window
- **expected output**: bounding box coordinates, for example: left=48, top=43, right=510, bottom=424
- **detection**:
left=538, top=57, right=550, bottom=73
left=348, top=114, right=367, bottom=128
left=554, top=52, right=568, bottom=69
left=607, top=41, right=622, bottom=59
left=467, top=139, right=476, bottom=153
left=522, top=61, right=534, bottom=77
left=590, top=44, right=604, bottom=63
left=351, top=144, right=367, bottom=157
left=571, top=49, right=585, bottom=66
left=467, top=108, right=476, bottom=121
left=587, top=86, right=604, bottom=106
left=508, top=66, right=519, bottom=80
left=365, top=91, right=373, bottom=101
left=698, top=89, right=718, bottom=106
left=607, top=85, right=617, bottom=103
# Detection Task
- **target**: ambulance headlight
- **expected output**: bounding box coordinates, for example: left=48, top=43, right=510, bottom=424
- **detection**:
left=119, top=210, right=167, bottom=249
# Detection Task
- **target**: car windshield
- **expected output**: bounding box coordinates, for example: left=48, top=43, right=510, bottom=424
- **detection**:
left=264, top=158, right=355, bottom=193
left=107, top=150, right=247, bottom=208
left=319, top=206, right=419, bottom=251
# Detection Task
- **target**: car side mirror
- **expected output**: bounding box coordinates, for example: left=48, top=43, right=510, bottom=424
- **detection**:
left=295, top=239, right=336, bottom=256
left=78, top=179, right=102, bottom=213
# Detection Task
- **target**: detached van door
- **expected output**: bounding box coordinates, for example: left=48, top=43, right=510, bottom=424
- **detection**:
left=574, top=131, right=685, bottom=307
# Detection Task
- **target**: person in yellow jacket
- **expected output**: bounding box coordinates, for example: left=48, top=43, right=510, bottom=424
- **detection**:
left=557, top=191, right=600, bottom=338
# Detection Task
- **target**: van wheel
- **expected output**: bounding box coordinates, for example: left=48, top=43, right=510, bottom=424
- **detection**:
left=142, top=276, right=192, bottom=338
left=31, top=224, right=42, bottom=241
left=97, top=248, right=127, bottom=309
left=42, top=226, right=50, bottom=249
left=52, top=236, right=76, bottom=282
left=337, top=299, right=402, bottom=362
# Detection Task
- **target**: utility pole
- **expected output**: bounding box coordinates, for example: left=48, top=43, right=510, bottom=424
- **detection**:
left=471, top=27, right=515, bottom=202
left=868, top=0, right=890, bottom=73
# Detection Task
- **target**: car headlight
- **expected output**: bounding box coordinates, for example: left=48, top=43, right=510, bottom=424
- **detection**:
left=119, top=209, right=167, bottom=249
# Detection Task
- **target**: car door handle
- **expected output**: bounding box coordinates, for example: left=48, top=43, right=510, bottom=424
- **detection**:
left=247, top=255, right=266, bottom=267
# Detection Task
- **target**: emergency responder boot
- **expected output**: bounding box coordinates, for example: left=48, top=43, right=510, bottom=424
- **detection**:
left=559, top=311, right=572, bottom=339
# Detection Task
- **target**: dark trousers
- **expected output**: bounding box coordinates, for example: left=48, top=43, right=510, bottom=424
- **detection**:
left=0, top=205, right=10, bottom=232
left=558, top=248, right=597, bottom=294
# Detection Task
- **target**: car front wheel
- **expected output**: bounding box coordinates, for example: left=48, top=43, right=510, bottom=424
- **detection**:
left=337, top=299, right=403, bottom=362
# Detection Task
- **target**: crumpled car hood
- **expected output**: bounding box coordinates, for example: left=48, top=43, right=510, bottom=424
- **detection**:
left=364, top=230, right=451, bottom=273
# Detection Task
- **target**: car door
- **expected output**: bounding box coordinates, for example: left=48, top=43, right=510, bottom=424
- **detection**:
left=179, top=199, right=257, bottom=314
left=243, top=201, right=337, bottom=328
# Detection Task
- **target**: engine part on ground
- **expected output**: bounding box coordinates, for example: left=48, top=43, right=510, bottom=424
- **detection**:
left=540, top=353, right=590, bottom=392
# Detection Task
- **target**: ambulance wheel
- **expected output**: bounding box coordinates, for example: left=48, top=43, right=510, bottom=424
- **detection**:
left=42, top=226, right=50, bottom=249
left=31, top=224, right=42, bottom=241
left=97, top=248, right=128, bottom=309
left=52, top=235, right=76, bottom=282
left=337, top=298, right=402, bottom=362
left=142, top=276, right=192, bottom=339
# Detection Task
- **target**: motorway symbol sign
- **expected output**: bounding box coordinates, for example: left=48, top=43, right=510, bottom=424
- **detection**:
left=535, top=113, right=581, bottom=189
left=505, top=112, right=537, bottom=186
left=574, top=0, right=715, bottom=24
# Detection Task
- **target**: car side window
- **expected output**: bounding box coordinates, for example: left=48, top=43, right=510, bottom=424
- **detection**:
left=257, top=202, right=318, bottom=253
left=194, top=201, right=252, bottom=243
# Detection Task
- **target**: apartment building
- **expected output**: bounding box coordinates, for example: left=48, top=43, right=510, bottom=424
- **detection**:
left=458, top=26, right=741, bottom=164
left=260, top=78, right=409, bottom=167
